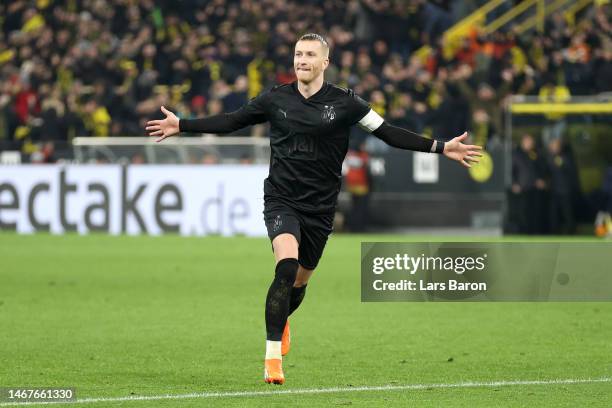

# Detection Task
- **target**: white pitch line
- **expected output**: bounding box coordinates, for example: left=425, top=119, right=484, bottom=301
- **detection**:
left=1, top=377, right=610, bottom=407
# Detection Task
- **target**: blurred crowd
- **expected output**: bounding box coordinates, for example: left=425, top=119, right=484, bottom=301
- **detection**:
left=509, top=133, right=579, bottom=235
left=509, top=131, right=612, bottom=236
left=0, top=0, right=453, bottom=159
left=1, top=0, right=610, bottom=162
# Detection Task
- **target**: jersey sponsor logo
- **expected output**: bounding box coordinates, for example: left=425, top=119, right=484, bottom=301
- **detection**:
left=279, top=132, right=317, bottom=160
left=286, top=132, right=317, bottom=160
left=321, top=105, right=336, bottom=123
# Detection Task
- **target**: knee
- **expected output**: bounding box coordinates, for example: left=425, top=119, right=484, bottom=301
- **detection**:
left=275, top=258, right=299, bottom=284
left=272, top=233, right=299, bottom=260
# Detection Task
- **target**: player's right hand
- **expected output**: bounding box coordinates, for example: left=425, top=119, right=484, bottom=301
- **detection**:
left=146, top=106, right=180, bottom=142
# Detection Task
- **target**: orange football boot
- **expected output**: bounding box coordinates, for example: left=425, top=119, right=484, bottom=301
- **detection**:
left=264, top=358, right=285, bottom=385
left=281, top=320, right=291, bottom=356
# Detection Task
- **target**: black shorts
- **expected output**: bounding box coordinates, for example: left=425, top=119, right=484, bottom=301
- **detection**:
left=263, top=199, right=334, bottom=270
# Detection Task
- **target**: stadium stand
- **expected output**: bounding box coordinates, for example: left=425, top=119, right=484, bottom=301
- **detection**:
left=0, top=0, right=610, bottom=234
left=1, top=1, right=609, bottom=151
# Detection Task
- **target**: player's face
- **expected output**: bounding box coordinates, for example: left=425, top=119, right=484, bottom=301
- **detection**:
left=294, top=40, right=329, bottom=83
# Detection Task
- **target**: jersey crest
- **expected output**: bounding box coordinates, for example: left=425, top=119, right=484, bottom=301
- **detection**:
left=321, top=105, right=336, bottom=123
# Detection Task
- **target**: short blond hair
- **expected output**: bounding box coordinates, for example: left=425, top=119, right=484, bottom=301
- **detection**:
left=297, top=33, right=329, bottom=56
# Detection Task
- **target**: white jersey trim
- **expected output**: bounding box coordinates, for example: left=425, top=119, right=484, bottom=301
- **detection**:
left=357, top=109, right=384, bottom=133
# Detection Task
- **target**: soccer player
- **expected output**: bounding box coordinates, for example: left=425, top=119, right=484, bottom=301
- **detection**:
left=146, top=33, right=482, bottom=385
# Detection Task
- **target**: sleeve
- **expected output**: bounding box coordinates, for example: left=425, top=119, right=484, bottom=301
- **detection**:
left=346, top=90, right=442, bottom=152
left=179, top=91, right=269, bottom=134
left=345, top=90, right=374, bottom=126
left=357, top=109, right=385, bottom=132
left=372, top=122, right=443, bottom=153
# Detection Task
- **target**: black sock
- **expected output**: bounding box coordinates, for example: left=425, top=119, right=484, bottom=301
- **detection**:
left=288, top=285, right=307, bottom=316
left=265, top=258, right=298, bottom=341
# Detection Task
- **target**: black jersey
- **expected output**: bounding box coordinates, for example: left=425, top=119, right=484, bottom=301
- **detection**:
left=240, top=81, right=371, bottom=214
left=179, top=80, right=438, bottom=213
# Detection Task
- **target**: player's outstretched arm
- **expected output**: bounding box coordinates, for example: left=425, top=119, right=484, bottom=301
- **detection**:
left=147, top=95, right=268, bottom=142
left=369, top=119, right=482, bottom=168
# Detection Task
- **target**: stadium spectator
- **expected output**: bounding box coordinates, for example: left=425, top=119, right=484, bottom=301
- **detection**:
left=545, top=137, right=579, bottom=235
left=510, top=133, right=548, bottom=235
left=345, top=141, right=372, bottom=232
left=131, top=152, right=146, bottom=165
left=604, top=167, right=612, bottom=215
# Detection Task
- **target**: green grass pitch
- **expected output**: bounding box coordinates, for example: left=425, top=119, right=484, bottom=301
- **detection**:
left=0, top=233, right=611, bottom=407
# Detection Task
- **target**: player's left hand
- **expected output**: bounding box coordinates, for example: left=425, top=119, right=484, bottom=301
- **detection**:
left=442, top=132, right=483, bottom=168
left=145, top=106, right=180, bottom=142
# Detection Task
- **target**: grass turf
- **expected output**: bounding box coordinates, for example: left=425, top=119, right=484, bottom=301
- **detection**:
left=0, top=233, right=610, bottom=407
